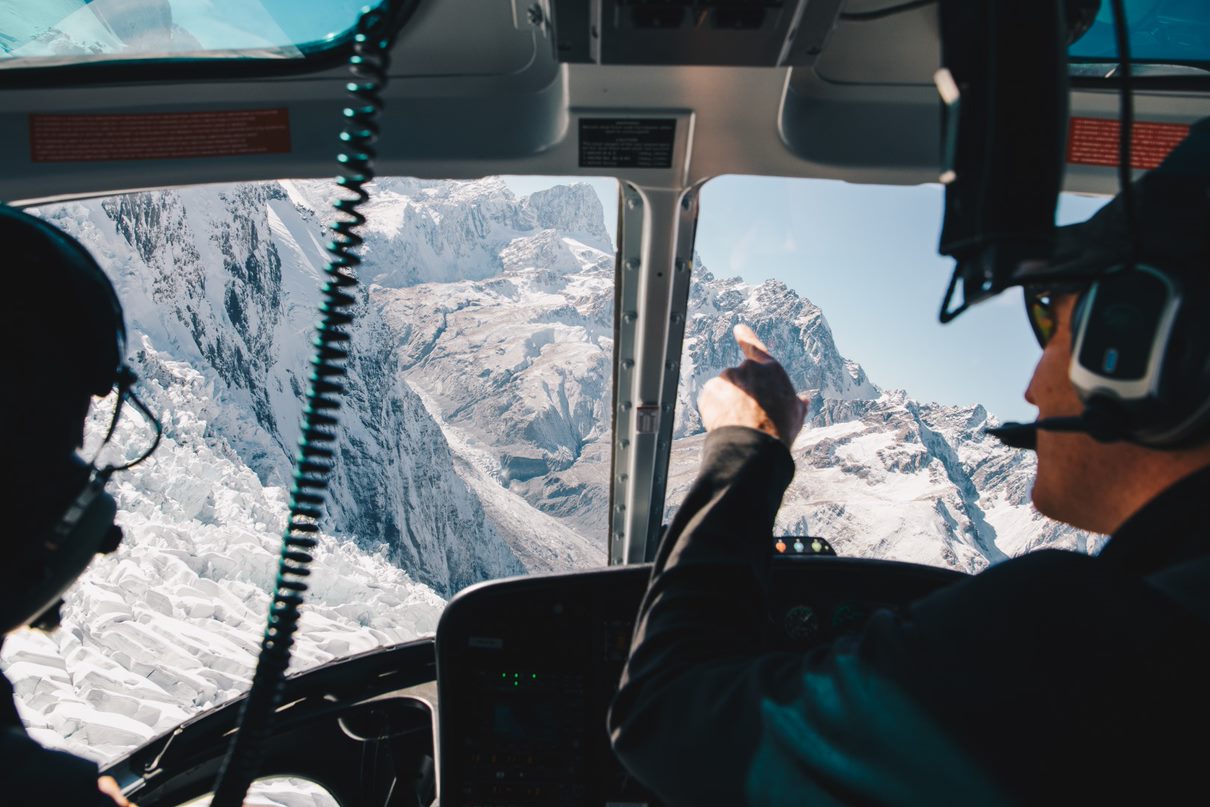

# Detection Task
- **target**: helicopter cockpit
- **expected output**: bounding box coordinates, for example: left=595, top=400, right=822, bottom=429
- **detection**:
left=2, top=1, right=1208, bottom=805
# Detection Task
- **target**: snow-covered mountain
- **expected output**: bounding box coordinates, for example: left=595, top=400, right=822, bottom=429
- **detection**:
left=51, top=182, right=530, bottom=595
left=366, top=181, right=1090, bottom=573
left=666, top=394, right=1103, bottom=573
left=2, top=175, right=1092, bottom=780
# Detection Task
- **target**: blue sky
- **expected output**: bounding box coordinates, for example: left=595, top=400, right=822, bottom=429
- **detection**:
left=503, top=175, right=1109, bottom=423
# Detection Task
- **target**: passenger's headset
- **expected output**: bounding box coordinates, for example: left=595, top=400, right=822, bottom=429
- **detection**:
left=0, top=206, right=160, bottom=634
left=971, top=204, right=1210, bottom=452
left=1054, top=125, right=1210, bottom=450
left=1065, top=262, right=1210, bottom=448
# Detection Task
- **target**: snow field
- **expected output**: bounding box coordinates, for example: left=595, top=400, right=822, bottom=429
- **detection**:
left=3, top=337, right=444, bottom=765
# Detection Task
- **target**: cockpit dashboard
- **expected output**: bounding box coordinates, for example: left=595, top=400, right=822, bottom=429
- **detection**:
left=103, top=555, right=962, bottom=806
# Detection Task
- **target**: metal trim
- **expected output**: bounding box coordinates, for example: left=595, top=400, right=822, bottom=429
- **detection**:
left=608, top=182, right=700, bottom=565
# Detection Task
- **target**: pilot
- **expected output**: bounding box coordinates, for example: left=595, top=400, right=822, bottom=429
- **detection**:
left=609, top=122, right=1210, bottom=804
left=0, top=206, right=150, bottom=806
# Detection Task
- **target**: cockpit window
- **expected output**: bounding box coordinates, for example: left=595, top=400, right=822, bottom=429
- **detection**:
left=663, top=176, right=1109, bottom=572
left=0, top=0, right=389, bottom=69
left=1069, top=0, right=1210, bottom=75
left=0, top=176, right=615, bottom=764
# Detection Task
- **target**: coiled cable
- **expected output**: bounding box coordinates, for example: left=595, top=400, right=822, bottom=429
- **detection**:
left=210, top=3, right=414, bottom=804
left=1109, top=0, right=1140, bottom=263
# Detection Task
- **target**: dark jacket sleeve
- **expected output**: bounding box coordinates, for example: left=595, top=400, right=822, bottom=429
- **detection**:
left=607, top=427, right=1010, bottom=806
left=609, top=428, right=1210, bottom=805
left=2, top=673, right=113, bottom=807
left=1, top=729, right=114, bottom=806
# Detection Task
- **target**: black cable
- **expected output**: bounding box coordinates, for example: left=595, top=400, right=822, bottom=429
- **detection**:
left=86, top=367, right=161, bottom=473
left=208, top=2, right=413, bottom=804
left=95, top=368, right=137, bottom=452
left=839, top=0, right=937, bottom=22
left=1110, top=0, right=1141, bottom=264
left=112, top=392, right=164, bottom=474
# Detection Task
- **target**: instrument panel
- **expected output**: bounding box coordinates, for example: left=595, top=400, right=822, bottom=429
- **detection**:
left=436, top=555, right=963, bottom=806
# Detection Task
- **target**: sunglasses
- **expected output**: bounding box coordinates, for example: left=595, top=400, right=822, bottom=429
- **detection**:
left=1023, top=284, right=1088, bottom=349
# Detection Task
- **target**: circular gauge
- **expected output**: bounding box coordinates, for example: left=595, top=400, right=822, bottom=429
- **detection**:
left=783, top=605, right=820, bottom=640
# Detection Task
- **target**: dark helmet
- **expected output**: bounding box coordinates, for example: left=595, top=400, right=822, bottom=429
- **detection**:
left=2, top=205, right=127, bottom=457
left=0, top=205, right=129, bottom=633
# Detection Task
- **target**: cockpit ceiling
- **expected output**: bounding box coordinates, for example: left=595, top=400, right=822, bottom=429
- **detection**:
left=1, top=0, right=1209, bottom=205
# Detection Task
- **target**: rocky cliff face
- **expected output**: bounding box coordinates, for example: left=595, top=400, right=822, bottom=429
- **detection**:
left=36, top=182, right=528, bottom=596
left=523, top=183, right=613, bottom=250
left=676, top=270, right=879, bottom=437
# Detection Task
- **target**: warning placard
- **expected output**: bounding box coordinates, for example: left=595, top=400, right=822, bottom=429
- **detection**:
left=1067, top=117, right=1190, bottom=170
left=579, top=118, right=676, bottom=169
left=29, top=108, right=292, bottom=163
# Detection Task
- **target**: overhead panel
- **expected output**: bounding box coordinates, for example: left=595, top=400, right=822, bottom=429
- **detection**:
left=780, top=0, right=1210, bottom=193
left=550, top=0, right=845, bottom=67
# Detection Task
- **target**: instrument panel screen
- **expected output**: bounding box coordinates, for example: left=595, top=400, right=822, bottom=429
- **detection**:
left=436, top=558, right=962, bottom=806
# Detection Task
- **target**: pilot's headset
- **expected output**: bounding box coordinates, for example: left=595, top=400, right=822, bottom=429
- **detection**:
left=1016, top=118, right=1210, bottom=449
left=0, top=205, right=161, bottom=634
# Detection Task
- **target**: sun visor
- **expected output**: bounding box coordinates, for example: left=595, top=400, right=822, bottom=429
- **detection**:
left=934, top=0, right=1071, bottom=322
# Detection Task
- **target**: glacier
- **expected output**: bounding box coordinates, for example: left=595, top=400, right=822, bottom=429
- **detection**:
left=2, top=175, right=1096, bottom=795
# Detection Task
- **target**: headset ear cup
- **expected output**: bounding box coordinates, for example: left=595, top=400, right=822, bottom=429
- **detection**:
left=1068, top=265, right=1210, bottom=448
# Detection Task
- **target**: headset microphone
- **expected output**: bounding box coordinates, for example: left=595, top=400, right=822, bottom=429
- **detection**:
left=987, top=412, right=1125, bottom=451
left=987, top=419, right=1067, bottom=451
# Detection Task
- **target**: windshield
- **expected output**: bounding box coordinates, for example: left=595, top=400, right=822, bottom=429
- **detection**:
left=663, top=176, right=1110, bottom=571
left=0, top=176, right=617, bottom=765
left=1069, top=0, right=1210, bottom=71
left=0, top=0, right=389, bottom=67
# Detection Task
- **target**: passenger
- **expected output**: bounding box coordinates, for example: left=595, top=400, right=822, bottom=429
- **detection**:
left=0, top=206, right=146, bottom=806
left=609, top=123, right=1210, bottom=804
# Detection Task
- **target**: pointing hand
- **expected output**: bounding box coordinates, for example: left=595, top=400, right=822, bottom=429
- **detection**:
left=698, top=324, right=810, bottom=447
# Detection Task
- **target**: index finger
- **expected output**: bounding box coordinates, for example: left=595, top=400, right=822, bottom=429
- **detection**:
left=734, top=323, right=774, bottom=364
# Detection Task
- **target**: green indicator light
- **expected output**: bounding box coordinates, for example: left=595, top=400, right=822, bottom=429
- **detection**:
left=531, top=673, right=537, bottom=679
left=501, top=673, right=506, bottom=679
left=514, top=681, right=519, bottom=687
left=513, top=673, right=519, bottom=678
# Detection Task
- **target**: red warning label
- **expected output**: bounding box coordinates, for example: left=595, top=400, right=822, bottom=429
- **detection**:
left=1067, top=117, right=1190, bottom=170
left=29, top=108, right=291, bottom=163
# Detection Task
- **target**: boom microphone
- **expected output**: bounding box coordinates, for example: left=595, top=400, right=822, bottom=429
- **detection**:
left=986, top=417, right=1087, bottom=450
left=987, top=405, right=1127, bottom=449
